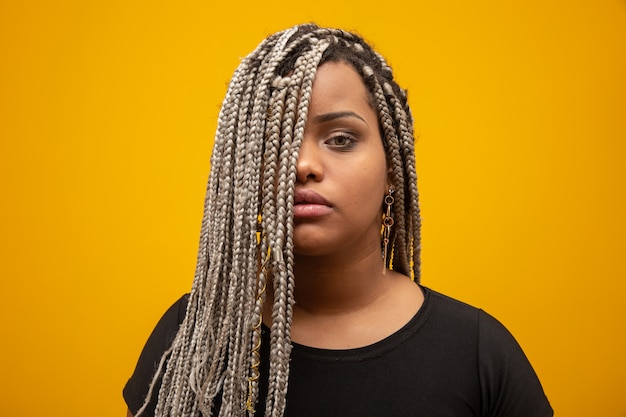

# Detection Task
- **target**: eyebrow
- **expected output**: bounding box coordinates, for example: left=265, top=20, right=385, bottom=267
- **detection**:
left=312, top=111, right=368, bottom=125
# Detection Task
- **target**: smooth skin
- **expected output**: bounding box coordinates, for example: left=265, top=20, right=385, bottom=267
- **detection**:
left=265, top=61, right=424, bottom=349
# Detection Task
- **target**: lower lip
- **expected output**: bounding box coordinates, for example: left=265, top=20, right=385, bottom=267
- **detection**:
left=293, top=204, right=333, bottom=218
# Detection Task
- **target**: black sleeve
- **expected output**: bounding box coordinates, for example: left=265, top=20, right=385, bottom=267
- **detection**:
left=477, top=310, right=553, bottom=417
left=123, top=294, right=189, bottom=416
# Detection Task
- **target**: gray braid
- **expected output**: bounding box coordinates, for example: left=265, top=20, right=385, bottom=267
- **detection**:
left=136, top=23, right=421, bottom=417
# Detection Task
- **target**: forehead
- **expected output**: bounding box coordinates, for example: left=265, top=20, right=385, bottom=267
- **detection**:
left=307, top=62, right=373, bottom=116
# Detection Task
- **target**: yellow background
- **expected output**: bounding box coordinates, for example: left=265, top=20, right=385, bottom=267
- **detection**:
left=1, top=1, right=625, bottom=416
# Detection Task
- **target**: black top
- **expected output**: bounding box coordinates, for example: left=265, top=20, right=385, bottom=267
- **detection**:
left=124, top=287, right=553, bottom=416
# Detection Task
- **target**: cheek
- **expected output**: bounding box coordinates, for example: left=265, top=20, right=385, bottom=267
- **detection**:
left=349, top=166, right=387, bottom=210
left=365, top=156, right=389, bottom=195
left=336, top=145, right=388, bottom=210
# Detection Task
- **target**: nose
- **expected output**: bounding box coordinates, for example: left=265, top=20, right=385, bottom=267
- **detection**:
left=296, top=137, right=324, bottom=183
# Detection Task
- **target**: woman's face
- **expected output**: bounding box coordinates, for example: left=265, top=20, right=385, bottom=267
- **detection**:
left=293, top=61, right=388, bottom=258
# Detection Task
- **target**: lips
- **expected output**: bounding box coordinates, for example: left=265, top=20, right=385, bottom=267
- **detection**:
left=293, top=189, right=333, bottom=218
left=294, top=189, right=331, bottom=206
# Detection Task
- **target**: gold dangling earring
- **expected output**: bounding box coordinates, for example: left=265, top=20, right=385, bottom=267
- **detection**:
left=382, top=186, right=395, bottom=271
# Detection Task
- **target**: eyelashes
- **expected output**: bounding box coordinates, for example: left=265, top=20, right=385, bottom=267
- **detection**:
left=324, top=133, right=358, bottom=151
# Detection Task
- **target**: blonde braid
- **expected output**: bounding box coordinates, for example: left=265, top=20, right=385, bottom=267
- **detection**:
left=262, top=38, right=330, bottom=417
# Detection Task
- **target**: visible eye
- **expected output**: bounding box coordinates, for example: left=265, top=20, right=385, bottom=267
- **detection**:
left=325, top=134, right=357, bottom=150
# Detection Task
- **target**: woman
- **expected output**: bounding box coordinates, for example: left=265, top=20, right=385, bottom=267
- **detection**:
left=124, top=24, right=552, bottom=417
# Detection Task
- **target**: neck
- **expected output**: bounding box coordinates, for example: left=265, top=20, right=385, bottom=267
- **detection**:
left=292, top=246, right=390, bottom=315
left=261, top=241, right=424, bottom=349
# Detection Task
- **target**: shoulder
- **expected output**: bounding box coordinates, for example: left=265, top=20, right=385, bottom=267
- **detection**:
left=135, top=293, right=189, bottom=355
left=151, top=293, right=189, bottom=335
left=421, top=286, right=478, bottom=313
left=420, top=286, right=483, bottom=332
left=123, top=294, right=189, bottom=416
left=420, top=287, right=552, bottom=416
left=420, top=286, right=521, bottom=338
left=422, top=287, right=553, bottom=417
left=420, top=287, right=531, bottom=365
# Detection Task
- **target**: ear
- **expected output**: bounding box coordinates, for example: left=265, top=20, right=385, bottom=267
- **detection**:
left=386, top=166, right=394, bottom=193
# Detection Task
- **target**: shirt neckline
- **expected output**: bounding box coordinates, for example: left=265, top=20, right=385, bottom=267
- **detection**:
left=262, top=285, right=434, bottom=362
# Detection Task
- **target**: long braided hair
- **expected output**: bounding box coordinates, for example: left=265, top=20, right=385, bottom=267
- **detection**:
left=137, top=23, right=421, bottom=417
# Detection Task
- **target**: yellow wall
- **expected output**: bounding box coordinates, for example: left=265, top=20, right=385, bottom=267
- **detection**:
left=1, top=1, right=625, bottom=416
